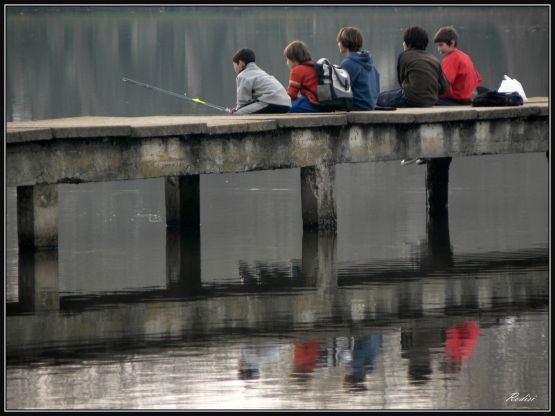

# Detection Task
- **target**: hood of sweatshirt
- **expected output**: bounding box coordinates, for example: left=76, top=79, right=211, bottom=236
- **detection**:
left=347, top=51, right=374, bottom=71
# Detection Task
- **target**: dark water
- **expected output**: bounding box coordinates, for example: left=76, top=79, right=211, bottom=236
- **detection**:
left=4, top=6, right=550, bottom=410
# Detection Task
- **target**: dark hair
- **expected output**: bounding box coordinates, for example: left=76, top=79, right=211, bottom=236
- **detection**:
left=434, top=26, right=458, bottom=47
left=283, top=40, right=312, bottom=63
left=336, top=27, right=363, bottom=52
left=232, top=48, right=256, bottom=65
left=403, top=26, right=429, bottom=50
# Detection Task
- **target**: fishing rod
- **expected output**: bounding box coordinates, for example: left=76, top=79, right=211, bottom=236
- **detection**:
left=122, top=77, right=231, bottom=113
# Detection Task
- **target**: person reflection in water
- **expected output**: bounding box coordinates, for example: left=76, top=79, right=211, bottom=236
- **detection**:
left=290, top=338, right=321, bottom=383
left=237, top=343, right=285, bottom=381
left=343, top=334, right=383, bottom=391
left=442, top=320, right=481, bottom=373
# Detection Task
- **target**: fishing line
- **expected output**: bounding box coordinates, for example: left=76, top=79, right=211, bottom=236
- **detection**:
left=122, top=77, right=231, bottom=113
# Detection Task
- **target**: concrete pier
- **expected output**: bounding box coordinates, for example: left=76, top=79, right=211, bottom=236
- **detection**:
left=425, top=157, right=453, bottom=217
left=301, top=164, right=337, bottom=231
left=17, top=184, right=59, bottom=250
left=165, top=175, right=200, bottom=231
left=6, top=98, right=549, bottom=249
left=17, top=250, right=59, bottom=312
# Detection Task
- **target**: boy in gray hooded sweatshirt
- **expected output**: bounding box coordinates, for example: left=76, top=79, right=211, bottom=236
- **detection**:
left=231, top=48, right=291, bottom=115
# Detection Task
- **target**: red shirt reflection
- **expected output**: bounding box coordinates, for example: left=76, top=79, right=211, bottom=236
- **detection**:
left=445, top=321, right=480, bottom=365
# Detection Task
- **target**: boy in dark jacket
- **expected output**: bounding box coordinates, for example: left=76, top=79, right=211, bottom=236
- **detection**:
left=337, top=27, right=380, bottom=110
left=377, top=26, right=449, bottom=108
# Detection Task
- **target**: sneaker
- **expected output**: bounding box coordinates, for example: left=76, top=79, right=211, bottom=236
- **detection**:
left=401, top=159, right=416, bottom=165
left=415, top=158, right=428, bottom=165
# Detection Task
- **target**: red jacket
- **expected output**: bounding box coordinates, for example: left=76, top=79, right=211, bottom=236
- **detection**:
left=441, top=49, right=482, bottom=101
left=287, top=63, right=320, bottom=105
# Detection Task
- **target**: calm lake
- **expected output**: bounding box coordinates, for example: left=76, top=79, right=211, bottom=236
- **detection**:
left=5, top=5, right=550, bottom=410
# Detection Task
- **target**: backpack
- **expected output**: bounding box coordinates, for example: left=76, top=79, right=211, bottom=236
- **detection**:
left=314, top=58, right=354, bottom=111
left=471, top=91, right=523, bottom=107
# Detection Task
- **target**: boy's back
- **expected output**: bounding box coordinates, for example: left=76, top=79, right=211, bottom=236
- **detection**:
left=440, top=49, right=481, bottom=101
left=340, top=51, right=380, bottom=110
left=236, top=62, right=291, bottom=108
left=434, top=26, right=482, bottom=103
left=398, top=48, right=447, bottom=106
left=336, top=26, right=380, bottom=110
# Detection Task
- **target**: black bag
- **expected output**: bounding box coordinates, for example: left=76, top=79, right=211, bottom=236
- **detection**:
left=314, top=58, right=354, bottom=111
left=471, top=91, right=523, bottom=107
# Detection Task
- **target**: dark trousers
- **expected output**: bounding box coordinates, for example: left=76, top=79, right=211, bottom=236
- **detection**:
left=253, top=103, right=291, bottom=114
left=435, top=97, right=471, bottom=106
left=377, top=88, right=433, bottom=108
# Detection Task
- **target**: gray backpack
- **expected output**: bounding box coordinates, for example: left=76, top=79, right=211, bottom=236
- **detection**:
left=314, top=58, right=354, bottom=111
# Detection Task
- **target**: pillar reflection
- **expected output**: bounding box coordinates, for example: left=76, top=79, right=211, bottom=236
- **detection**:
left=18, top=249, right=59, bottom=312
left=301, top=229, right=338, bottom=289
left=165, top=228, right=201, bottom=295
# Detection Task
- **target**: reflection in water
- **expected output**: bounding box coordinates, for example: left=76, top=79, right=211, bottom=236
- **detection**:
left=166, top=228, right=202, bottom=296
left=5, top=140, right=549, bottom=410
left=17, top=250, right=59, bottom=313
left=444, top=321, right=480, bottom=369
left=238, top=343, right=285, bottom=381
left=343, top=334, right=383, bottom=391
left=292, top=339, right=321, bottom=375
left=421, top=211, right=453, bottom=272
left=6, top=215, right=548, bottom=410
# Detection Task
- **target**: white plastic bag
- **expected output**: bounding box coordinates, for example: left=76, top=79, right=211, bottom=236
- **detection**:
left=498, top=75, right=528, bottom=102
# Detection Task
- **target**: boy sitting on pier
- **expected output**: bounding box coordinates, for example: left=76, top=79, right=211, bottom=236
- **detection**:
left=434, top=26, right=482, bottom=105
left=283, top=40, right=321, bottom=113
left=377, top=26, right=449, bottom=109
left=336, top=27, right=381, bottom=110
left=231, top=48, right=291, bottom=115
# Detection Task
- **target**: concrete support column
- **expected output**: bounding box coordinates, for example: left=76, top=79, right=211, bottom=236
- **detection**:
left=301, top=230, right=338, bottom=289
left=17, top=184, right=59, bottom=250
left=166, top=228, right=202, bottom=294
left=301, top=164, right=337, bottom=232
left=18, top=250, right=60, bottom=312
left=420, top=210, right=454, bottom=272
left=425, top=157, right=452, bottom=218
left=165, top=175, right=200, bottom=232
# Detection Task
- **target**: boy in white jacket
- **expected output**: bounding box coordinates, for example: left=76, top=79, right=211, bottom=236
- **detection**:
left=231, top=48, right=291, bottom=115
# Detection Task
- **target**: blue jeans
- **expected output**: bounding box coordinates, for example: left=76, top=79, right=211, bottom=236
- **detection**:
left=288, top=95, right=321, bottom=113
left=377, top=89, right=432, bottom=108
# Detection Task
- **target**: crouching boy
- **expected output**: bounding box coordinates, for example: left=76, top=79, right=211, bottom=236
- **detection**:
left=231, top=48, right=291, bottom=114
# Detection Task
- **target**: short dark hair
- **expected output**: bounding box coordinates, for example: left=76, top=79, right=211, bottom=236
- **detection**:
left=283, top=40, right=313, bottom=63
left=233, top=48, right=256, bottom=65
left=336, top=27, right=363, bottom=52
left=403, top=26, right=429, bottom=50
left=434, top=26, right=458, bottom=47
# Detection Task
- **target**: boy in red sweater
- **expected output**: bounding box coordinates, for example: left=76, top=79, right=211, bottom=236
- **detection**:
left=434, top=26, right=482, bottom=105
left=283, top=40, right=321, bottom=112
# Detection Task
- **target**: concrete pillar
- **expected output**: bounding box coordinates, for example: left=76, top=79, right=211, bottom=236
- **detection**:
left=425, top=157, right=452, bottom=218
left=165, top=175, right=200, bottom=232
left=301, top=164, right=337, bottom=232
left=18, top=250, right=59, bottom=312
left=166, top=228, right=202, bottom=294
left=301, top=229, right=338, bottom=289
left=420, top=210, right=453, bottom=272
left=17, top=184, right=58, bottom=250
